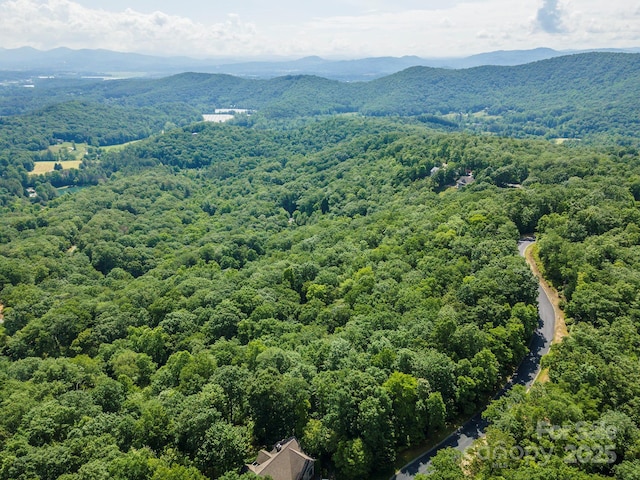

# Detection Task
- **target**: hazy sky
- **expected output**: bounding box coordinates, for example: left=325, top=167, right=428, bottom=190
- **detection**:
left=0, top=0, right=638, bottom=58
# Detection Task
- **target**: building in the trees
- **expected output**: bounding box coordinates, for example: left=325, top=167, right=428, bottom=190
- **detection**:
left=456, top=173, right=475, bottom=188
left=246, top=437, right=314, bottom=480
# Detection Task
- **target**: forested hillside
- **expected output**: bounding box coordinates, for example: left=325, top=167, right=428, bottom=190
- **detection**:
left=1, top=115, right=640, bottom=479
left=2, top=52, right=639, bottom=131
left=1, top=52, right=638, bottom=206
left=361, top=53, right=640, bottom=137
left=1, top=50, right=640, bottom=480
left=423, top=145, right=640, bottom=479
left=0, top=100, right=201, bottom=205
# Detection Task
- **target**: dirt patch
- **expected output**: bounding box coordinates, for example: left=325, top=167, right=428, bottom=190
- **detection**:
left=0, top=303, right=4, bottom=324
left=524, top=243, right=568, bottom=344
left=536, top=368, right=550, bottom=384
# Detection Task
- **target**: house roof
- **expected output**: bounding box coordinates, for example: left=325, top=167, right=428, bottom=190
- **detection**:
left=247, top=437, right=313, bottom=480
left=456, top=175, right=474, bottom=186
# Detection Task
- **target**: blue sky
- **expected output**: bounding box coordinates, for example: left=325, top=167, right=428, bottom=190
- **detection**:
left=0, top=0, right=638, bottom=58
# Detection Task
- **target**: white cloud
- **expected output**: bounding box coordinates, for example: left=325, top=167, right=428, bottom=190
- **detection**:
left=439, top=17, right=454, bottom=27
left=0, top=0, right=638, bottom=58
left=297, top=3, right=533, bottom=56
left=0, top=0, right=260, bottom=56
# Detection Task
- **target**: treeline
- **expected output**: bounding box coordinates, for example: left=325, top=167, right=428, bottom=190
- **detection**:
left=0, top=101, right=199, bottom=150
left=1, top=52, right=639, bottom=207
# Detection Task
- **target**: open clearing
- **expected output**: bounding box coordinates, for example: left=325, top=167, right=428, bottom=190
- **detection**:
left=45, top=142, right=88, bottom=160
left=31, top=161, right=83, bottom=175
left=203, top=114, right=235, bottom=123
left=32, top=139, right=145, bottom=175
left=101, top=139, right=143, bottom=152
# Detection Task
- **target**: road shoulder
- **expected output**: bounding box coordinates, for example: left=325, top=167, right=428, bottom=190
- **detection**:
left=523, top=243, right=568, bottom=344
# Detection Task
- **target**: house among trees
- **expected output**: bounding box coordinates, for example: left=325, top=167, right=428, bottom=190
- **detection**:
left=246, top=437, right=315, bottom=480
left=456, top=173, right=474, bottom=188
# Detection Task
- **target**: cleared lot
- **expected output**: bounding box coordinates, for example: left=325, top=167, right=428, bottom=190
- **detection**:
left=31, top=161, right=83, bottom=175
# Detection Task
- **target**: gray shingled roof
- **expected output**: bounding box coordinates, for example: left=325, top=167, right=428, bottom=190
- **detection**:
left=247, top=438, right=313, bottom=480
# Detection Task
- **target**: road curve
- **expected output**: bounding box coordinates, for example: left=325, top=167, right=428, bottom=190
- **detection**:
left=390, top=239, right=555, bottom=480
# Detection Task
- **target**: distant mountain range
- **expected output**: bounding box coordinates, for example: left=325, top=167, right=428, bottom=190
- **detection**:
left=1, top=51, right=638, bottom=139
left=1, top=46, right=639, bottom=81
left=2, top=51, right=633, bottom=138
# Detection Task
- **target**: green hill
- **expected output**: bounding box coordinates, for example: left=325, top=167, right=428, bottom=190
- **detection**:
left=3, top=52, right=639, bottom=137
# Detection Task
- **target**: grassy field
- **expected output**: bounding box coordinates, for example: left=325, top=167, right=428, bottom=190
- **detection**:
left=552, top=138, right=581, bottom=145
left=31, top=138, right=148, bottom=175
left=41, top=139, right=145, bottom=159
left=101, top=139, right=143, bottom=152
left=46, top=142, right=88, bottom=160
left=31, top=161, right=83, bottom=175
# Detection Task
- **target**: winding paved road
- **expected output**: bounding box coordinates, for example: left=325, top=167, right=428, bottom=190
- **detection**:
left=390, top=239, right=555, bottom=479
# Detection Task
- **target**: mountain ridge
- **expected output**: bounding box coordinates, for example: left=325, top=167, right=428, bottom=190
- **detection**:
left=2, top=45, right=639, bottom=80
left=1, top=52, right=639, bottom=138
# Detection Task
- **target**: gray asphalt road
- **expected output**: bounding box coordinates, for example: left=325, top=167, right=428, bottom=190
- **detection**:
left=390, top=239, right=555, bottom=480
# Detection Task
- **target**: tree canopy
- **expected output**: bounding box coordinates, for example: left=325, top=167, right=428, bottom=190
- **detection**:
left=1, top=53, right=640, bottom=479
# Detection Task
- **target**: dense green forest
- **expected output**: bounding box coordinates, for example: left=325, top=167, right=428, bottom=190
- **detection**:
left=0, top=100, right=200, bottom=204
left=421, top=143, right=640, bottom=479
left=1, top=114, right=640, bottom=479
left=1, top=52, right=639, bottom=206
left=2, top=52, right=639, bottom=127
left=1, top=52, right=640, bottom=480
left=0, top=118, right=537, bottom=478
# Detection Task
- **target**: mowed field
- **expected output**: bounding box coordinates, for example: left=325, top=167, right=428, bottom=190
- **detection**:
left=31, top=161, right=83, bottom=175
left=31, top=139, right=146, bottom=175
left=48, top=142, right=88, bottom=158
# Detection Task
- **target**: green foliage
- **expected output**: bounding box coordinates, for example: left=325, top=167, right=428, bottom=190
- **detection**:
left=418, top=448, right=464, bottom=479
left=2, top=52, right=638, bottom=207
left=463, top=143, right=640, bottom=477
left=194, top=422, right=250, bottom=478
left=332, top=438, right=373, bottom=479
left=248, top=368, right=310, bottom=445
left=0, top=109, right=638, bottom=480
